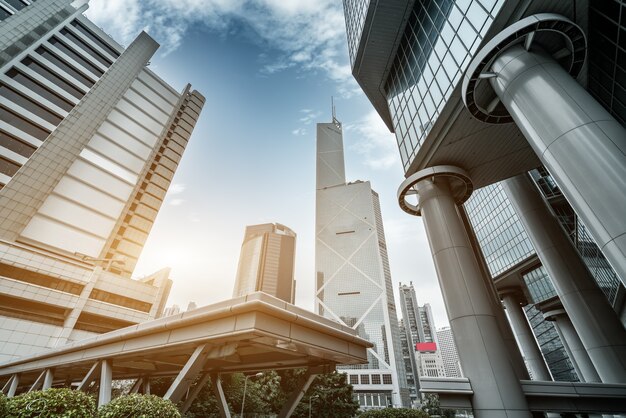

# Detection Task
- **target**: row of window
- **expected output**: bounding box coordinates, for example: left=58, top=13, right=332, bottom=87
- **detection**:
left=386, top=0, right=504, bottom=170
left=0, top=0, right=31, bottom=20
left=348, top=373, right=393, bottom=385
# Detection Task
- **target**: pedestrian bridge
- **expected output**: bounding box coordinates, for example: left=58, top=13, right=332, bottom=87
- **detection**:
left=0, top=292, right=372, bottom=417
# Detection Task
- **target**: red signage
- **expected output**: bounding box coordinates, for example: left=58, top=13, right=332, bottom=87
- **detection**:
left=415, top=342, right=437, bottom=352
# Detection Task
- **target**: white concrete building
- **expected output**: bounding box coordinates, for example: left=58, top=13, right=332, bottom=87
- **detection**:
left=0, top=0, right=203, bottom=363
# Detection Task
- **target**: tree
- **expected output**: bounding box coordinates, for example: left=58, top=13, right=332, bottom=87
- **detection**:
left=290, top=371, right=360, bottom=418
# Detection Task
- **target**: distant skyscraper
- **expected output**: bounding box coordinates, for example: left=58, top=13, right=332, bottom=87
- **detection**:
left=315, top=119, right=408, bottom=409
left=232, top=223, right=296, bottom=304
left=0, top=0, right=203, bottom=362
left=437, top=327, right=462, bottom=378
left=415, top=342, right=446, bottom=378
left=162, top=304, right=181, bottom=317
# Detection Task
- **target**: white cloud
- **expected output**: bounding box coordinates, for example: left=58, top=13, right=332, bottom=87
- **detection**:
left=169, top=183, right=186, bottom=194
left=86, top=0, right=358, bottom=95
left=346, top=111, right=399, bottom=170
left=299, top=109, right=321, bottom=125
left=169, top=198, right=185, bottom=206
left=292, top=128, right=306, bottom=136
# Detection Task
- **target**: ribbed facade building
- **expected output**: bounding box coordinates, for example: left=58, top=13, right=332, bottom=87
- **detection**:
left=0, top=0, right=203, bottom=363
left=436, top=327, right=462, bottom=378
left=343, top=0, right=626, bottom=415
left=315, top=119, right=409, bottom=409
left=232, top=223, right=296, bottom=304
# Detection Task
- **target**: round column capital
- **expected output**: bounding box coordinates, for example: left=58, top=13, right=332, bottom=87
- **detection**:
left=462, top=13, right=586, bottom=124
left=397, top=165, right=473, bottom=216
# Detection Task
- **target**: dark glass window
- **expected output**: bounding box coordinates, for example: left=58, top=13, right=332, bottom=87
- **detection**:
left=0, top=7, right=11, bottom=20
left=49, top=37, right=104, bottom=77
left=0, top=156, right=20, bottom=177
left=4, top=0, right=25, bottom=11
left=60, top=28, right=113, bottom=67
left=22, top=57, right=84, bottom=99
left=0, top=83, right=63, bottom=125
left=0, top=130, right=36, bottom=158
left=35, top=47, right=94, bottom=88
left=70, top=20, right=120, bottom=59
left=0, top=106, right=50, bottom=140
left=6, top=68, right=74, bottom=112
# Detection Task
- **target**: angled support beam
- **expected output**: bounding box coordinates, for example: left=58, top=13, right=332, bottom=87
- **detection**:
left=98, top=360, right=113, bottom=407
left=77, top=361, right=101, bottom=391
left=164, top=343, right=237, bottom=404
left=210, top=373, right=231, bottom=418
left=129, top=378, right=143, bottom=394
left=180, top=372, right=211, bottom=414
left=6, top=374, right=19, bottom=397
left=278, top=368, right=317, bottom=418
left=164, top=344, right=209, bottom=404
left=42, top=369, right=54, bottom=390
left=29, top=370, right=46, bottom=392
left=142, top=378, right=150, bottom=395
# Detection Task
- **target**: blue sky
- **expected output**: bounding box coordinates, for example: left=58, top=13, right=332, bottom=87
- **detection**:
left=86, top=0, right=449, bottom=327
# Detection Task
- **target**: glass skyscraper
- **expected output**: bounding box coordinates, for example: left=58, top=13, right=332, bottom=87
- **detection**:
left=344, top=0, right=626, bottom=414
left=315, top=119, right=409, bottom=409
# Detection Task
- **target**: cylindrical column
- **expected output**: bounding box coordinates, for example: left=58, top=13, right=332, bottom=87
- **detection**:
left=503, top=174, right=626, bottom=383
left=501, top=291, right=551, bottom=381
left=42, top=369, right=54, bottom=390
left=459, top=207, right=530, bottom=381
left=490, top=44, right=626, bottom=286
left=544, top=309, right=601, bottom=383
left=416, top=174, right=530, bottom=417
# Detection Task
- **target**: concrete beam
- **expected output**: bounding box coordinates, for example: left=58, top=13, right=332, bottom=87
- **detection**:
left=211, top=373, right=231, bottom=418
left=98, top=360, right=112, bottom=407
left=164, top=344, right=209, bottom=404
left=77, top=361, right=101, bottom=391
left=29, top=370, right=46, bottom=392
left=180, top=372, right=211, bottom=413
left=278, top=368, right=317, bottom=418
left=42, top=369, right=54, bottom=390
left=129, top=378, right=142, bottom=394
left=6, top=374, right=19, bottom=397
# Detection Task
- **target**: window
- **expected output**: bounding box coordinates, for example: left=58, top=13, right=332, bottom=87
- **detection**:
left=349, top=375, right=358, bottom=385
left=382, top=374, right=392, bottom=384
left=0, top=83, right=63, bottom=125
left=22, top=57, right=84, bottom=99
left=7, top=68, right=74, bottom=112
left=360, top=374, right=370, bottom=385
left=36, top=46, right=94, bottom=88
left=371, top=374, right=381, bottom=384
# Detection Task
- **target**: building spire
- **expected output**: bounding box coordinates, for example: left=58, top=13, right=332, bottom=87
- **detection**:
left=331, top=96, right=340, bottom=125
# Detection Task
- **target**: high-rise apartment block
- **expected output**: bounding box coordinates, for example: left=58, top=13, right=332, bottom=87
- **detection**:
left=436, top=327, right=462, bottom=379
left=0, top=0, right=203, bottom=363
left=232, top=223, right=296, bottom=304
left=315, top=119, right=409, bottom=409
left=344, top=0, right=626, bottom=415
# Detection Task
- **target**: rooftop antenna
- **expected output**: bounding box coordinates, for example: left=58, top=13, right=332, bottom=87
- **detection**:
left=331, top=96, right=340, bottom=125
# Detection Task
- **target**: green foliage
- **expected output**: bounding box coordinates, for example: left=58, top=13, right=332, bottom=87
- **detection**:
left=6, top=388, right=96, bottom=418
left=98, top=394, right=180, bottom=418
left=0, top=393, right=8, bottom=417
left=290, top=371, right=360, bottom=418
left=359, top=408, right=429, bottom=418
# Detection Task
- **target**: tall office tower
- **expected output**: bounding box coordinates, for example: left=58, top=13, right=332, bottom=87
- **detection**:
left=315, top=119, right=409, bottom=409
left=232, top=223, right=296, bottom=304
left=397, top=319, right=419, bottom=407
left=344, top=0, right=626, bottom=414
left=398, top=282, right=440, bottom=404
left=414, top=342, right=446, bottom=378
left=0, top=0, right=204, bottom=363
left=436, top=327, right=462, bottom=378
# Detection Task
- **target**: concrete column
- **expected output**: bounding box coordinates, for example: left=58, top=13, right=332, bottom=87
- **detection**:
left=544, top=309, right=601, bottom=383
left=405, top=168, right=531, bottom=417
left=490, top=44, right=626, bottom=286
left=501, top=291, right=551, bottom=381
left=7, top=374, right=19, bottom=397
left=460, top=207, right=530, bottom=381
left=98, top=360, right=112, bottom=407
left=42, top=369, right=54, bottom=390
left=503, top=174, right=626, bottom=383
